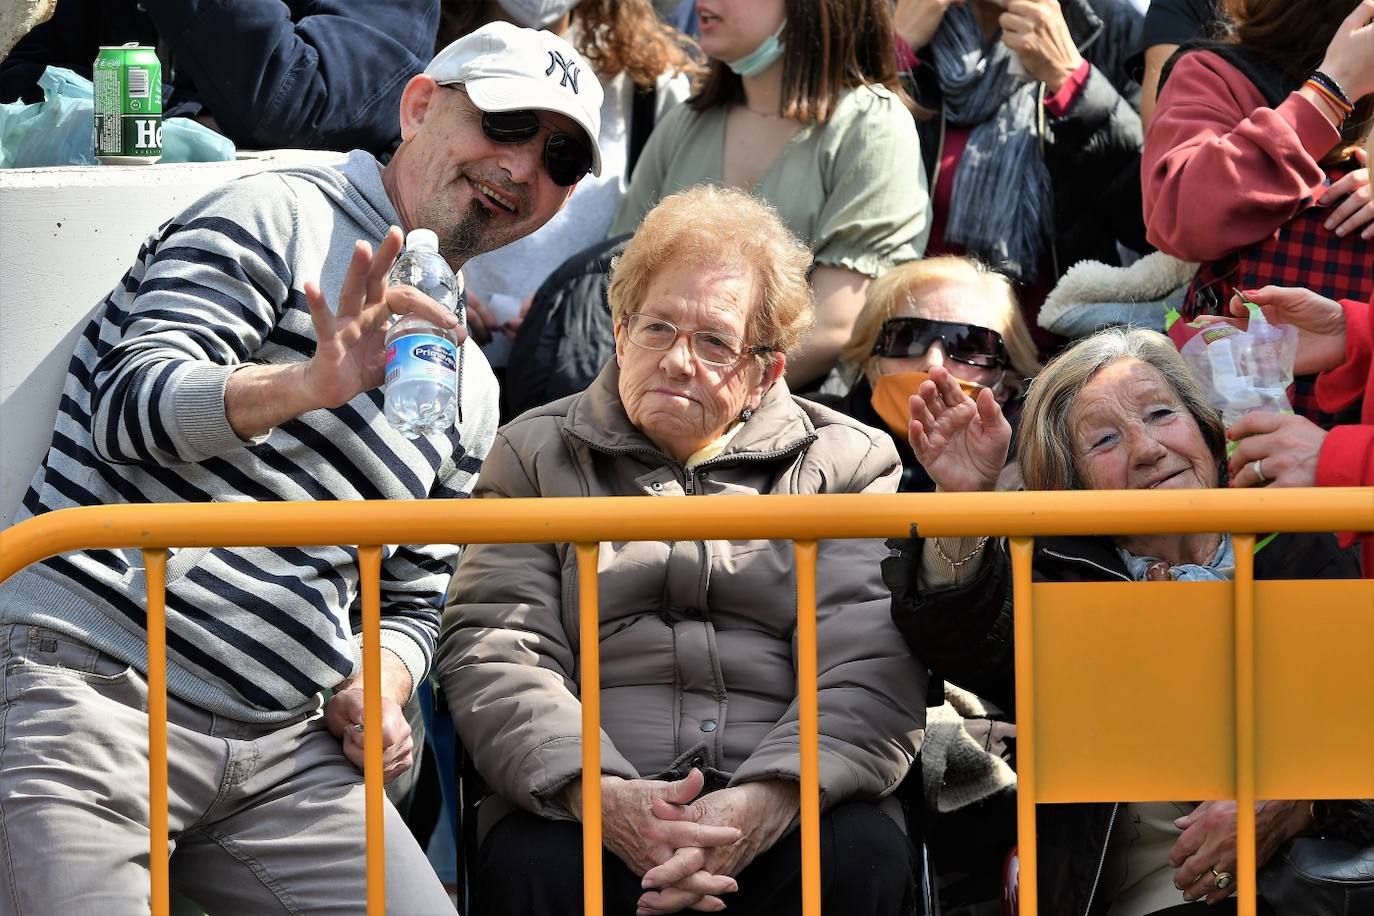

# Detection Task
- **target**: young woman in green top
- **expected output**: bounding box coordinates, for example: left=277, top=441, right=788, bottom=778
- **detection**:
left=612, top=0, right=932, bottom=390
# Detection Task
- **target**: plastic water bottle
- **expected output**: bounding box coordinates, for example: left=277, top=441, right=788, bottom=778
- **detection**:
left=384, top=229, right=464, bottom=437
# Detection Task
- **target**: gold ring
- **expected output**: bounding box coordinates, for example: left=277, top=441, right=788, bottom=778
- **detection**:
left=1211, top=868, right=1233, bottom=890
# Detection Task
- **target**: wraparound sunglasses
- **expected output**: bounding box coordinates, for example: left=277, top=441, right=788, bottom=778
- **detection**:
left=479, top=108, right=593, bottom=188
left=873, top=316, right=1009, bottom=368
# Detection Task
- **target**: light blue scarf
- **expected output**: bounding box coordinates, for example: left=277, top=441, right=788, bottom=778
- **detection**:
left=1119, top=534, right=1236, bottom=582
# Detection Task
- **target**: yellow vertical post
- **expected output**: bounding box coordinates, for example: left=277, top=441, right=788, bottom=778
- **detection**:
left=1010, top=537, right=1037, bottom=916
left=358, top=546, right=386, bottom=916
left=576, top=542, right=604, bottom=916
left=793, top=540, right=822, bottom=916
left=144, top=548, right=170, bottom=916
left=1232, top=535, right=1257, bottom=916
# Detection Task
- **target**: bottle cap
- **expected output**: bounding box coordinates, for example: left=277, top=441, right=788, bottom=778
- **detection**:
left=405, top=228, right=439, bottom=252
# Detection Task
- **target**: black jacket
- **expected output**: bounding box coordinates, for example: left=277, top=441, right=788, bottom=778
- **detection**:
left=884, top=531, right=1363, bottom=915
left=500, top=234, right=627, bottom=424
left=0, top=0, right=438, bottom=155
left=906, top=0, right=1148, bottom=277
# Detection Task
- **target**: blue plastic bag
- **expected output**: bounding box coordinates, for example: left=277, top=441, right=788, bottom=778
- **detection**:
left=0, top=66, right=235, bottom=168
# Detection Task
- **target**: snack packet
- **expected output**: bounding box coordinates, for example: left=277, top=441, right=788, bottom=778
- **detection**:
left=1176, top=299, right=1298, bottom=456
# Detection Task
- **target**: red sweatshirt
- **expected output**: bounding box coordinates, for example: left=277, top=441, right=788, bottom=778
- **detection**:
left=1141, top=50, right=1340, bottom=262
left=1315, top=295, right=1374, bottom=575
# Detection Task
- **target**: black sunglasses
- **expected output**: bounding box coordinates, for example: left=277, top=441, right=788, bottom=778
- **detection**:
left=873, top=316, right=1009, bottom=368
left=480, top=109, right=593, bottom=188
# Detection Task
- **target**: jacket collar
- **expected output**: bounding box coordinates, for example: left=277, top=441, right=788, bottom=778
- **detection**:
left=564, top=361, right=818, bottom=465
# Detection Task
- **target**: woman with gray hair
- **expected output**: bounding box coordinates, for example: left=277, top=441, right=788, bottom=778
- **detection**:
left=438, top=184, right=926, bottom=915
left=883, top=326, right=1362, bottom=914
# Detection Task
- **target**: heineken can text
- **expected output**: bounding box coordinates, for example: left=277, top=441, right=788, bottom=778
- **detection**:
left=94, top=44, right=162, bottom=164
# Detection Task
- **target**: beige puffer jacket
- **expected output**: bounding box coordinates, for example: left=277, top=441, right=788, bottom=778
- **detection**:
left=436, top=362, right=926, bottom=819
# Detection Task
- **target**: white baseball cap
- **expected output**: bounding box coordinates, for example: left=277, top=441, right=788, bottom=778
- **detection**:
left=425, top=21, right=604, bottom=177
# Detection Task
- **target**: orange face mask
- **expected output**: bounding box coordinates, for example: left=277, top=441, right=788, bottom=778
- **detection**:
left=869, top=371, right=983, bottom=438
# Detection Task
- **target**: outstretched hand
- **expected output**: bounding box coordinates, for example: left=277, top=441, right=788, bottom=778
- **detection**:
left=1227, top=287, right=1347, bottom=376
left=301, top=226, right=463, bottom=409
left=908, top=365, right=1012, bottom=493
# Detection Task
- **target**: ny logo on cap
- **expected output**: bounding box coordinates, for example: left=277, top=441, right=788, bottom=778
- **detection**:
left=546, top=51, right=580, bottom=94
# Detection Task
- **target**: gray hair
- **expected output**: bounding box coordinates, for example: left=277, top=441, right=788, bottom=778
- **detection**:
left=1018, top=327, right=1226, bottom=491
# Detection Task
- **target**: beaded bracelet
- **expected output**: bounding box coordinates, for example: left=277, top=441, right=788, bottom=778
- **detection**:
left=1304, top=78, right=1353, bottom=122
left=1310, top=69, right=1353, bottom=107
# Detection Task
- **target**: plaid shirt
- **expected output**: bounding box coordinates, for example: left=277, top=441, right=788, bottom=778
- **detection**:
left=1175, top=167, right=1372, bottom=428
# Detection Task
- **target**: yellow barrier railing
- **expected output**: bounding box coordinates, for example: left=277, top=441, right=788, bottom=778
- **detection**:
left=0, top=488, right=1370, bottom=916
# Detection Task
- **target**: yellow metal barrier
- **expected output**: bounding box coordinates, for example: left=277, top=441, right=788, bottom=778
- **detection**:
left=0, top=488, right=1370, bottom=916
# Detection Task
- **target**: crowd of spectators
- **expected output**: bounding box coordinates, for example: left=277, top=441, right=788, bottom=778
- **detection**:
left=1, top=1, right=1372, bottom=914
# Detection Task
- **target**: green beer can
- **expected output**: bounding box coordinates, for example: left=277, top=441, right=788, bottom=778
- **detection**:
left=94, top=43, right=162, bottom=164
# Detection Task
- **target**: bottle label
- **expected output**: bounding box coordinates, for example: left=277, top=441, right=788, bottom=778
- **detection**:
left=386, top=333, right=458, bottom=386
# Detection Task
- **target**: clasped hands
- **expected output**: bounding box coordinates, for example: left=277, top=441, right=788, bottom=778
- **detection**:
left=562, top=769, right=799, bottom=915
left=1168, top=800, right=1314, bottom=904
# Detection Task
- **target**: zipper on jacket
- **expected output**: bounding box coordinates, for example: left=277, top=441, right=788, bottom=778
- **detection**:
left=1039, top=547, right=1132, bottom=582
left=1082, top=802, right=1119, bottom=916
left=683, top=469, right=695, bottom=495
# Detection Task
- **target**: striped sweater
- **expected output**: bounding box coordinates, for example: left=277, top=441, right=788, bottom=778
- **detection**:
left=0, top=151, right=499, bottom=722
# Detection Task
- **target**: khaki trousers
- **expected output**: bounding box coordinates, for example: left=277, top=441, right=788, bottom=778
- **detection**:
left=0, top=624, right=454, bottom=916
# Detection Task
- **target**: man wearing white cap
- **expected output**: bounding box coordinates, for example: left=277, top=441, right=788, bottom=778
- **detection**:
left=0, top=21, right=600, bottom=915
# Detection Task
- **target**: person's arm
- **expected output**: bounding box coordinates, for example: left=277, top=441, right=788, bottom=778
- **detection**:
left=1314, top=296, right=1374, bottom=491
left=1140, top=42, right=1179, bottom=130
left=1142, top=52, right=1341, bottom=261
left=882, top=366, right=1019, bottom=710
left=0, top=0, right=108, bottom=103
left=90, top=186, right=456, bottom=467
left=139, top=0, right=438, bottom=152
left=732, top=434, right=925, bottom=804
left=89, top=174, right=312, bottom=467
left=433, top=429, right=640, bottom=819
left=797, top=89, right=930, bottom=386
left=785, top=266, right=869, bottom=389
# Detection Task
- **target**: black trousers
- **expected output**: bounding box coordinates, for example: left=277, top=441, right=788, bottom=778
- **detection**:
left=1148, top=900, right=1273, bottom=915
left=474, top=801, right=918, bottom=916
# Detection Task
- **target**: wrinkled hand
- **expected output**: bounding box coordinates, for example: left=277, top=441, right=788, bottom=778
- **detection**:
left=1226, top=412, right=1327, bottom=488
left=1169, top=800, right=1313, bottom=904
left=1320, top=167, right=1374, bottom=240
left=908, top=365, right=1012, bottom=493
left=894, top=0, right=964, bottom=52
left=638, top=781, right=800, bottom=915
left=324, top=687, right=414, bottom=783
left=302, top=226, right=463, bottom=409
left=1000, top=0, right=1084, bottom=92
left=1318, top=0, right=1374, bottom=102
left=1227, top=287, right=1348, bottom=375
left=562, top=769, right=742, bottom=896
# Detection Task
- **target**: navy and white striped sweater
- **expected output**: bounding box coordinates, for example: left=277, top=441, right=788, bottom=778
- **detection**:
left=1, top=151, right=499, bottom=722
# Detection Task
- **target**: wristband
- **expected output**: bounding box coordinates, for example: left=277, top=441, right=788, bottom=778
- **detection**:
left=1310, top=70, right=1353, bottom=107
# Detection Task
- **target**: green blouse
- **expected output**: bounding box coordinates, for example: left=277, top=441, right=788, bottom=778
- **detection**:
left=610, top=84, right=930, bottom=278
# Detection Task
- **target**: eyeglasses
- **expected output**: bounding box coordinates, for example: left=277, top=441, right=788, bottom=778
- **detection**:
left=478, top=108, right=593, bottom=188
left=622, top=313, right=770, bottom=367
left=873, top=316, right=1009, bottom=369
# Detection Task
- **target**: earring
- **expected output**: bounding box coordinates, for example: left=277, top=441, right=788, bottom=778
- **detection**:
left=740, top=406, right=754, bottom=422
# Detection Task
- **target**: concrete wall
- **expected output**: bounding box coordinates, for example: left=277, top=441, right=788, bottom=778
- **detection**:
left=0, top=150, right=346, bottom=528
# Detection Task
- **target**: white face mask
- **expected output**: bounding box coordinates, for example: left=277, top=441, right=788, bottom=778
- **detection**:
left=496, top=0, right=579, bottom=29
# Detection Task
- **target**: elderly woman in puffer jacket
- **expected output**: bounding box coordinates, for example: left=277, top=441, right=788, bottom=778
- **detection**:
left=436, top=185, right=926, bottom=916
